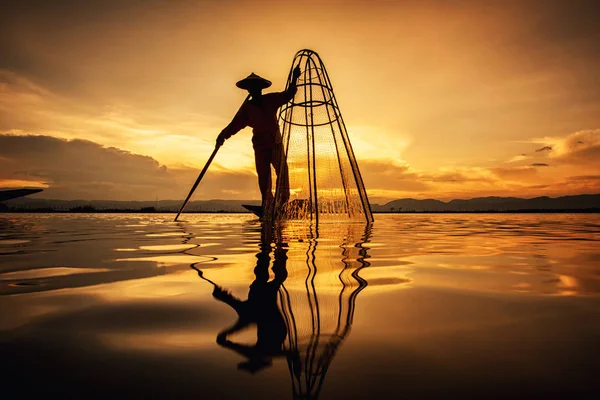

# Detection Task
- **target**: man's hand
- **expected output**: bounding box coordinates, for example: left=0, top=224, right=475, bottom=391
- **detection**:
left=292, top=65, right=301, bottom=81
left=212, top=285, right=230, bottom=298
left=216, top=133, right=226, bottom=147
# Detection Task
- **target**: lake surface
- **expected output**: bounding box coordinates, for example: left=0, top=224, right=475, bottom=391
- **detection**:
left=1, top=213, right=599, bottom=398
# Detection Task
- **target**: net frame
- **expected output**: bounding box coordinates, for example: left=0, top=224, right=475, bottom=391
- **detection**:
left=272, top=49, right=374, bottom=224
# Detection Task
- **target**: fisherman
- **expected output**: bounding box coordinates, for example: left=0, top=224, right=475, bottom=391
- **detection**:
left=216, top=66, right=301, bottom=212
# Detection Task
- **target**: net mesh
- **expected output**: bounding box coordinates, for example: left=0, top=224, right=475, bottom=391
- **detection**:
left=277, top=223, right=371, bottom=399
left=273, top=49, right=373, bottom=224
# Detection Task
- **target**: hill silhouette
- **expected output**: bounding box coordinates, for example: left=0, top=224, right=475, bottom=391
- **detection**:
left=374, top=194, right=599, bottom=212
left=2, top=194, right=598, bottom=213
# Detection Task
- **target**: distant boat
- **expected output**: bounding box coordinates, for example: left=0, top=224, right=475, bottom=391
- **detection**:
left=0, top=188, right=43, bottom=202
left=242, top=204, right=263, bottom=218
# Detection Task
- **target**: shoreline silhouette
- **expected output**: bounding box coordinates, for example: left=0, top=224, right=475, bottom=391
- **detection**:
left=2, top=194, right=597, bottom=214
left=1, top=207, right=598, bottom=214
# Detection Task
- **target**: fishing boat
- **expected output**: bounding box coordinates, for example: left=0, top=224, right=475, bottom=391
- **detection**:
left=0, top=188, right=43, bottom=202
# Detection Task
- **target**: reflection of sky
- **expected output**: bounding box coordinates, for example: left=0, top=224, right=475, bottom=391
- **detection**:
left=0, top=213, right=599, bottom=398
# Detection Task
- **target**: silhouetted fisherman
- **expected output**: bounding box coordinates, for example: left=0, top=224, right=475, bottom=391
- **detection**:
left=193, top=241, right=288, bottom=373
left=217, top=66, right=301, bottom=212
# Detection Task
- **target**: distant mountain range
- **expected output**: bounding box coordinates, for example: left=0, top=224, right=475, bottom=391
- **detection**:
left=2, top=194, right=598, bottom=212
left=373, top=194, right=599, bottom=212
left=2, top=198, right=261, bottom=212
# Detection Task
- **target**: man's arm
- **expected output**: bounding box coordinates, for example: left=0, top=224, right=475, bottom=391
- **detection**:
left=274, top=65, right=301, bottom=107
left=212, top=285, right=244, bottom=312
left=217, top=105, right=248, bottom=146
left=216, top=319, right=252, bottom=345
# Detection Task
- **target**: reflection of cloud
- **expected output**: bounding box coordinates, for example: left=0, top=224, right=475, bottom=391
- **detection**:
left=0, top=134, right=259, bottom=200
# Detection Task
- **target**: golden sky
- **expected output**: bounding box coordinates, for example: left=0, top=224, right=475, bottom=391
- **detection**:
left=1, top=0, right=599, bottom=203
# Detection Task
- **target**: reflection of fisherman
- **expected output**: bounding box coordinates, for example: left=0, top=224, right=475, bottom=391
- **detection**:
left=193, top=241, right=288, bottom=373
left=216, top=66, right=301, bottom=210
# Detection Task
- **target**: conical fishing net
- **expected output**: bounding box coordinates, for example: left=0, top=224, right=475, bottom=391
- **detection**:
left=273, top=49, right=373, bottom=224
left=277, top=223, right=371, bottom=399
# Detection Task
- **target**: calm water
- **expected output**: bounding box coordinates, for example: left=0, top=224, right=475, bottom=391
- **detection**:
left=0, top=213, right=599, bottom=398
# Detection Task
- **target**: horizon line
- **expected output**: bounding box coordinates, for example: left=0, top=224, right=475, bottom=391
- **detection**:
left=5, top=192, right=599, bottom=204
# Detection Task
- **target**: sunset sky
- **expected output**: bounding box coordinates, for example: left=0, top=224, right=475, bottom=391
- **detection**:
left=1, top=0, right=599, bottom=203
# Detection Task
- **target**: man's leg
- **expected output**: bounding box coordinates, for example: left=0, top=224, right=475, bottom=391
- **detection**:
left=271, top=143, right=290, bottom=204
left=254, top=147, right=273, bottom=209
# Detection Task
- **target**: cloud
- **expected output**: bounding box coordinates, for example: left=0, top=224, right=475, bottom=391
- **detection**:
left=0, top=69, right=254, bottom=171
left=546, top=129, right=600, bottom=166
left=358, top=159, right=432, bottom=192
left=488, top=166, right=539, bottom=181
left=550, top=175, right=600, bottom=195
left=420, top=169, right=492, bottom=184
left=508, top=154, right=528, bottom=163
left=356, top=159, right=540, bottom=202
left=0, top=134, right=259, bottom=200
left=356, top=154, right=598, bottom=202
left=1, top=134, right=596, bottom=202
left=529, top=130, right=600, bottom=178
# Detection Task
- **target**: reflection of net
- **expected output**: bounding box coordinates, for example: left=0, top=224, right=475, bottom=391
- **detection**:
left=277, top=224, right=371, bottom=399
left=273, top=49, right=373, bottom=223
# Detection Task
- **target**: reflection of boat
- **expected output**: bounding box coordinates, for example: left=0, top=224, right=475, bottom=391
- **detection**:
left=0, top=188, right=43, bottom=202
left=278, top=223, right=371, bottom=399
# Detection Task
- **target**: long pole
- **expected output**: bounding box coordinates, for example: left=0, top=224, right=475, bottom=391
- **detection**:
left=174, top=94, right=250, bottom=222
left=174, top=145, right=220, bottom=221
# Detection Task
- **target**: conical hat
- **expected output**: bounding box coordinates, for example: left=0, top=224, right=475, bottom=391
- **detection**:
left=236, top=73, right=272, bottom=90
